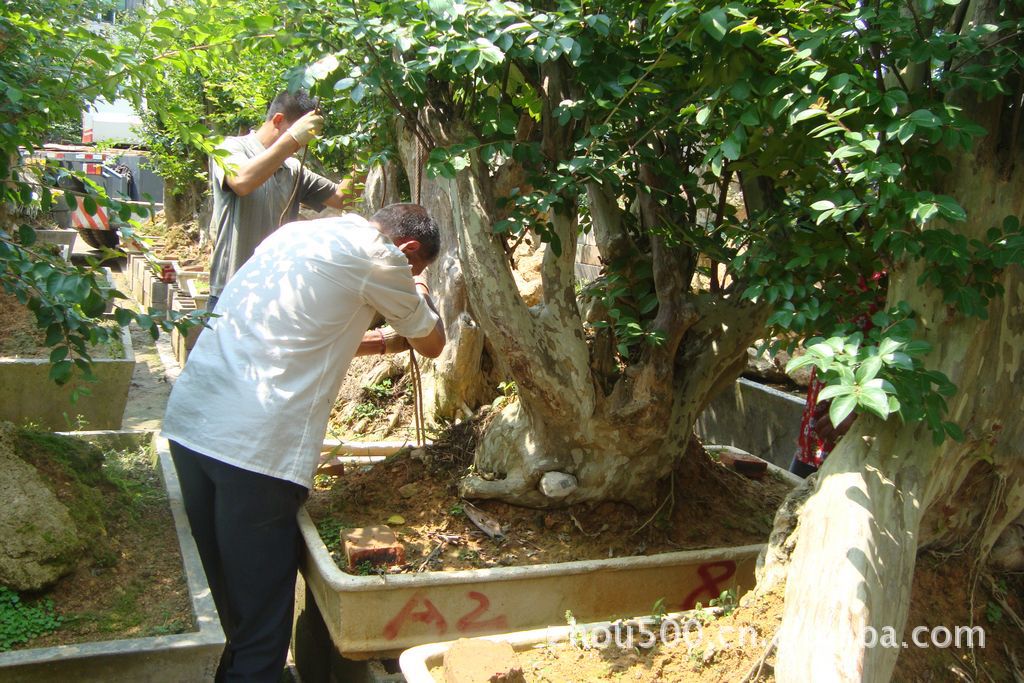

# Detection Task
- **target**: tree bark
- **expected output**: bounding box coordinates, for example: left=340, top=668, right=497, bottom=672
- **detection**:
left=446, top=158, right=769, bottom=507
left=363, top=158, right=404, bottom=215
left=162, top=177, right=204, bottom=225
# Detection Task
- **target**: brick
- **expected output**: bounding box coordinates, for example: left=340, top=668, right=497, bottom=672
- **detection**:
left=443, top=639, right=525, bottom=683
left=715, top=447, right=768, bottom=479
left=343, top=526, right=405, bottom=571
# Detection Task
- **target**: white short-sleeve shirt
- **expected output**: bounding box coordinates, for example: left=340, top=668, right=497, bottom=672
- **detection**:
left=161, top=215, right=439, bottom=488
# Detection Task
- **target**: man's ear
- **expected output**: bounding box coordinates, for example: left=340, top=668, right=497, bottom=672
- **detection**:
left=397, top=239, right=421, bottom=255
left=270, top=112, right=286, bottom=128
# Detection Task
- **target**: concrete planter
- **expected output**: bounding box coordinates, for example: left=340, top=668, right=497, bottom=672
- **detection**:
left=400, top=609, right=711, bottom=683
left=295, top=508, right=764, bottom=661
left=0, top=433, right=224, bottom=682
left=0, top=322, right=135, bottom=431
left=33, top=228, right=78, bottom=252
left=169, top=290, right=202, bottom=367
left=136, top=258, right=177, bottom=312
left=171, top=263, right=208, bottom=289
left=695, top=376, right=806, bottom=469
left=185, top=276, right=210, bottom=311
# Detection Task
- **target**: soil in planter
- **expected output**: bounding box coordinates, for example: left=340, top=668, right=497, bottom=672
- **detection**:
left=0, top=292, right=123, bottom=360
left=307, top=412, right=792, bottom=574
left=138, top=214, right=211, bottom=267
left=429, top=589, right=785, bottom=682
left=427, top=555, right=1024, bottom=681
left=4, top=429, right=191, bottom=651
left=327, top=355, right=420, bottom=442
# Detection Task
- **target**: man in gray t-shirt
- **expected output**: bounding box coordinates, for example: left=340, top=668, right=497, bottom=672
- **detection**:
left=208, top=89, right=357, bottom=302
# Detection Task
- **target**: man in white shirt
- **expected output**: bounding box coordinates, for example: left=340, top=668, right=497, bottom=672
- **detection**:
left=208, top=89, right=359, bottom=306
left=162, top=203, right=445, bottom=682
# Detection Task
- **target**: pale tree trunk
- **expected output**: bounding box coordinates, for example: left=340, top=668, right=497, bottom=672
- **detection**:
left=392, top=119, right=496, bottom=420
left=767, top=6, right=1024, bottom=677
left=162, top=177, right=204, bottom=226
left=363, top=158, right=404, bottom=216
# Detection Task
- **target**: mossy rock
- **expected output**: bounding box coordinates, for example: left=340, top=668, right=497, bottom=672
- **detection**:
left=0, top=423, right=130, bottom=591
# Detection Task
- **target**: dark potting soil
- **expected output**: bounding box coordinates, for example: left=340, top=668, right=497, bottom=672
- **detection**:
left=307, top=415, right=793, bottom=575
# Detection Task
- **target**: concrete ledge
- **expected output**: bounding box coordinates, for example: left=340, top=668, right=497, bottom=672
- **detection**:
left=33, top=229, right=78, bottom=251
left=695, top=377, right=806, bottom=469
left=0, top=434, right=224, bottom=682
left=0, top=322, right=136, bottom=430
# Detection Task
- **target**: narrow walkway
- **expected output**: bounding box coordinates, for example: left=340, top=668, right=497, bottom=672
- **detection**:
left=113, top=268, right=181, bottom=430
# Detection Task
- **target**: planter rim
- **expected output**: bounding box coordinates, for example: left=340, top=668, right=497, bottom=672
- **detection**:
left=298, top=507, right=765, bottom=592
left=184, top=277, right=210, bottom=300
left=0, top=432, right=224, bottom=669
left=398, top=609, right=707, bottom=683
left=736, top=375, right=804, bottom=403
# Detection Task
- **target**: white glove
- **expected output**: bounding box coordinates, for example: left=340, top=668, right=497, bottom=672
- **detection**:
left=287, top=111, right=324, bottom=145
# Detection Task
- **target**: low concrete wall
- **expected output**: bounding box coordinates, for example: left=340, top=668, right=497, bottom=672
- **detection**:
left=0, top=323, right=136, bottom=430
left=695, top=377, right=806, bottom=469
left=0, top=434, right=224, bottom=682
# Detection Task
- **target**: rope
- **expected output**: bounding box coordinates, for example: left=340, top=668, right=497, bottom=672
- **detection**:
left=278, top=144, right=309, bottom=228
left=409, top=348, right=426, bottom=447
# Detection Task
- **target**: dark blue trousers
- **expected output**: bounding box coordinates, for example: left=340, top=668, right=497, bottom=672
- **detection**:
left=170, top=440, right=308, bottom=683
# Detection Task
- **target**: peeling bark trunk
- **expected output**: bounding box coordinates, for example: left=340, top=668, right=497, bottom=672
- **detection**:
left=363, top=159, right=404, bottom=215
left=394, top=118, right=495, bottom=420
left=768, top=24, right=1024, bottom=676
left=163, top=178, right=204, bottom=225
left=445, top=161, right=769, bottom=507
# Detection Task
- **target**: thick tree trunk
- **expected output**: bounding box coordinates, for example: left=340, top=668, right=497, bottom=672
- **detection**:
left=363, top=159, right=404, bottom=215
left=446, top=163, right=768, bottom=507
left=769, top=46, right=1024, bottom=679
left=163, top=178, right=204, bottom=225
left=393, top=119, right=496, bottom=420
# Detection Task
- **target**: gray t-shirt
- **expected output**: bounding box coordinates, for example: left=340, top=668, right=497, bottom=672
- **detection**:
left=208, top=132, right=337, bottom=297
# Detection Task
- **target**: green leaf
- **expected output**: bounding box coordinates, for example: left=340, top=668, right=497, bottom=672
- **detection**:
left=829, top=394, right=858, bottom=426
left=700, top=7, right=729, bottom=41
left=48, top=360, right=73, bottom=385
left=18, top=224, right=36, bottom=246
left=858, top=386, right=891, bottom=418
left=808, top=341, right=835, bottom=358
left=818, top=384, right=854, bottom=402
left=855, top=356, right=883, bottom=383
left=114, top=308, right=134, bottom=327
left=908, top=109, right=941, bottom=128
left=785, top=354, right=818, bottom=372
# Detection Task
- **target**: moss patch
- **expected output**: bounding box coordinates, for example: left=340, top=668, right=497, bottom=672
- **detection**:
left=6, top=430, right=192, bottom=650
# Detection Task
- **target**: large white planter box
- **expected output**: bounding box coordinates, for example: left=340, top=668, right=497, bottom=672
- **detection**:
left=0, top=433, right=224, bottom=682
left=400, top=610, right=708, bottom=683
left=0, top=322, right=136, bottom=431
left=296, top=506, right=763, bottom=660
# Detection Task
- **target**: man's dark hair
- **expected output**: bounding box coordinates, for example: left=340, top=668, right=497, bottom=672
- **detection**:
left=372, top=203, right=441, bottom=263
left=266, top=89, right=317, bottom=123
